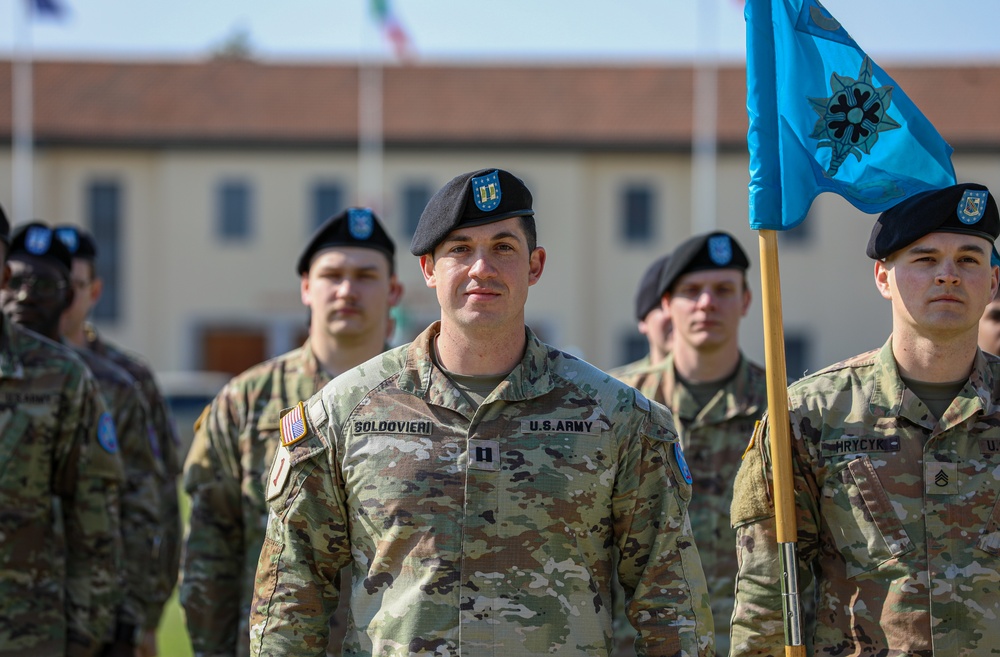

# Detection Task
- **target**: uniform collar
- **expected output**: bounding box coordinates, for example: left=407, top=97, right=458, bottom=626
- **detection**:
left=663, top=352, right=765, bottom=424
left=399, top=321, right=557, bottom=410
left=83, top=322, right=106, bottom=355
left=872, top=336, right=993, bottom=433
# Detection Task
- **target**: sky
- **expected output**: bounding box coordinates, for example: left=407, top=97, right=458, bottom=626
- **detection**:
left=3, top=0, right=1000, bottom=65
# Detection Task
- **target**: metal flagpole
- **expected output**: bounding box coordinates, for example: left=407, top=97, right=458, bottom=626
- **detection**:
left=358, top=6, right=384, bottom=214
left=12, top=0, right=35, bottom=224
left=692, top=0, right=719, bottom=234
left=358, top=63, right=384, bottom=214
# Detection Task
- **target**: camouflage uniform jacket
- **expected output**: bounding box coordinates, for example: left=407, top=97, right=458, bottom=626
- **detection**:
left=658, top=353, right=767, bottom=652
left=183, top=340, right=330, bottom=657
left=251, top=323, right=714, bottom=657
left=86, top=325, right=183, bottom=626
left=610, top=356, right=669, bottom=405
left=0, top=318, right=124, bottom=657
left=74, top=346, right=163, bottom=636
left=730, top=338, right=1000, bottom=656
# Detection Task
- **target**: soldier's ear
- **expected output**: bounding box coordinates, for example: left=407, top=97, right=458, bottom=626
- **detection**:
left=388, top=276, right=404, bottom=306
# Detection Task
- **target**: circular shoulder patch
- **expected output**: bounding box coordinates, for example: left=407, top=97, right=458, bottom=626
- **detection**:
left=674, top=442, right=693, bottom=485
left=97, top=412, right=119, bottom=454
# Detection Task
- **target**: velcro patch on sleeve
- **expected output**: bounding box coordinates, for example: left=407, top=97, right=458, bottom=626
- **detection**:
left=267, top=443, right=292, bottom=501
left=279, top=402, right=308, bottom=447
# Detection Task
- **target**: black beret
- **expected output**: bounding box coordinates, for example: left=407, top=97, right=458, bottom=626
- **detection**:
left=9, top=222, right=73, bottom=273
left=53, top=225, right=98, bottom=259
left=410, top=168, right=534, bottom=256
left=0, top=202, right=8, bottom=245
left=635, top=253, right=671, bottom=321
left=867, top=183, right=1000, bottom=260
left=658, top=231, right=750, bottom=296
left=297, top=207, right=395, bottom=275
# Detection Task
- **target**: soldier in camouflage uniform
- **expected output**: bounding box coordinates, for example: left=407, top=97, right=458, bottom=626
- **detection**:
left=978, top=285, right=1000, bottom=356
left=608, top=252, right=673, bottom=400
left=606, top=252, right=673, bottom=654
left=56, top=224, right=183, bottom=654
left=8, top=222, right=162, bottom=656
left=251, top=168, right=714, bottom=656
left=0, top=210, right=124, bottom=656
left=182, top=208, right=403, bottom=657
left=611, top=232, right=766, bottom=656
left=731, top=183, right=1000, bottom=656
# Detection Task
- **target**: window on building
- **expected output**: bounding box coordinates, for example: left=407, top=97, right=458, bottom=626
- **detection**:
left=402, top=182, right=433, bottom=238
left=784, top=331, right=813, bottom=381
left=87, top=180, right=121, bottom=322
left=217, top=179, right=253, bottom=240
left=621, top=185, right=656, bottom=242
left=199, top=325, right=269, bottom=376
left=312, top=182, right=344, bottom=230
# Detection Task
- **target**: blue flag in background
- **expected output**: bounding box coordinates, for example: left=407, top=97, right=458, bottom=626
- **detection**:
left=29, top=0, right=65, bottom=18
left=746, top=0, right=956, bottom=231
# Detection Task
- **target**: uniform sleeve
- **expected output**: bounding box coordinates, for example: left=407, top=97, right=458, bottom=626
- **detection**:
left=180, top=389, right=246, bottom=657
left=59, top=375, right=125, bottom=657
left=142, top=374, right=183, bottom=624
left=729, top=414, right=819, bottom=657
left=249, top=402, right=351, bottom=657
left=614, top=398, right=715, bottom=657
left=113, top=385, right=163, bottom=636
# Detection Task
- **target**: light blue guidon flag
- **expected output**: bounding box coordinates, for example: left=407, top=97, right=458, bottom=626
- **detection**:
left=745, top=0, right=957, bottom=231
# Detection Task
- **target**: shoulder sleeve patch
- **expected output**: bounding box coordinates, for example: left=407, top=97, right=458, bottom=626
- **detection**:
left=279, top=401, right=308, bottom=447
left=673, top=443, right=693, bottom=484
left=96, top=412, right=119, bottom=454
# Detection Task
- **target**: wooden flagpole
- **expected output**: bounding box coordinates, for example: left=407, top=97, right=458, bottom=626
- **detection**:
left=758, top=229, right=805, bottom=657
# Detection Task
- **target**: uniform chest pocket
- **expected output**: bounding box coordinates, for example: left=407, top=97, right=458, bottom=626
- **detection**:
left=820, top=455, right=914, bottom=578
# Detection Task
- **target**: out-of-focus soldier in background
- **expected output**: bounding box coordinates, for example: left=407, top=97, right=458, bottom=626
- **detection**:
left=56, top=224, right=184, bottom=654
left=978, top=284, right=1000, bottom=355
left=608, top=253, right=673, bottom=401
left=652, top=231, right=768, bottom=656
left=9, top=221, right=162, bottom=656
left=52, top=225, right=168, bottom=657
left=181, top=208, right=402, bottom=657
left=731, top=183, right=1000, bottom=655
left=0, top=212, right=124, bottom=656
left=249, top=168, right=714, bottom=656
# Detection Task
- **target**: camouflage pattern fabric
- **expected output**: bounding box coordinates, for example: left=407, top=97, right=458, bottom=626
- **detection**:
left=0, top=318, right=124, bottom=656
left=74, top=346, right=163, bottom=639
left=182, top=340, right=331, bottom=657
left=250, top=323, right=715, bottom=657
left=608, top=355, right=667, bottom=405
left=730, top=338, right=1000, bottom=656
left=85, top=325, right=183, bottom=626
left=658, top=353, right=766, bottom=656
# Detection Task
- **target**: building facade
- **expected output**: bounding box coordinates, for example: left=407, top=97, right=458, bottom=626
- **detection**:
left=1, top=59, right=998, bottom=378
